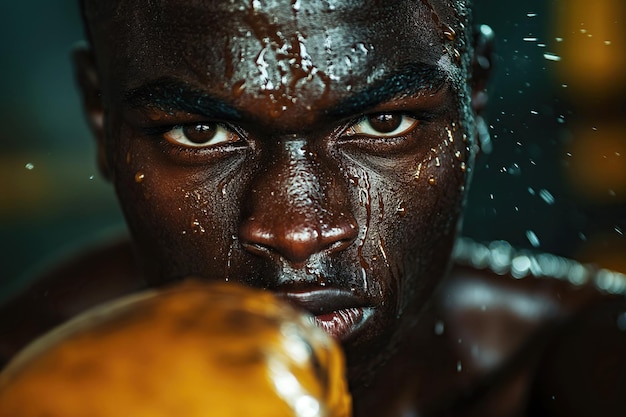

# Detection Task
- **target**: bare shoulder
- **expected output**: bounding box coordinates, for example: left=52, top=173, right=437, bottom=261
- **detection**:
left=0, top=235, right=145, bottom=366
left=440, top=238, right=626, bottom=416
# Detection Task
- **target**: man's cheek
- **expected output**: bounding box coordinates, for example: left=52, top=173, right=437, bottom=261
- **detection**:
left=371, top=160, right=465, bottom=298
left=113, top=163, right=223, bottom=267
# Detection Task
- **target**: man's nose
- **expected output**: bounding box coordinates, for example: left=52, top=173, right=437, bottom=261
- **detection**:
left=239, top=139, right=358, bottom=265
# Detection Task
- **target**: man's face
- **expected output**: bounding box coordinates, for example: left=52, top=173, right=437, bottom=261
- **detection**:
left=83, top=0, right=475, bottom=385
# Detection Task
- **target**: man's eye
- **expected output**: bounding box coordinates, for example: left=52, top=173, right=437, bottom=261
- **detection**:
left=163, top=123, right=239, bottom=148
left=346, top=114, right=419, bottom=138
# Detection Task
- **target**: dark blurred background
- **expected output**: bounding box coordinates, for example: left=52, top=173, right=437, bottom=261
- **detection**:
left=1, top=0, right=625, bottom=299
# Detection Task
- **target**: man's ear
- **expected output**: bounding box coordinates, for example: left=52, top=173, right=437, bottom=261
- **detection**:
left=73, top=44, right=111, bottom=181
left=471, top=24, right=495, bottom=115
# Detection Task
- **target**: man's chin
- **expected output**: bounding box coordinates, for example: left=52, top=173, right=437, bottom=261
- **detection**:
left=340, top=312, right=402, bottom=391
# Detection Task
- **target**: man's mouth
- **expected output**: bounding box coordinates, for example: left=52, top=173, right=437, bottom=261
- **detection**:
left=278, top=288, right=374, bottom=341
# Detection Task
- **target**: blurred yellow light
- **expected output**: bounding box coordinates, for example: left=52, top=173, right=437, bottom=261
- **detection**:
left=564, top=120, right=626, bottom=202
left=555, top=0, right=626, bottom=97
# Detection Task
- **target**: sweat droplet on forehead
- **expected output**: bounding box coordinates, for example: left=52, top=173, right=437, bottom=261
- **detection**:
left=246, top=29, right=330, bottom=117
left=103, top=0, right=470, bottom=129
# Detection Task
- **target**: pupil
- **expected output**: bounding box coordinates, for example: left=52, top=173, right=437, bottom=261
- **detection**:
left=184, top=124, right=216, bottom=144
left=369, top=114, right=402, bottom=133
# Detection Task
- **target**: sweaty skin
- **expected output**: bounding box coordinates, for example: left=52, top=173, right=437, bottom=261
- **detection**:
left=1, top=1, right=625, bottom=416
left=79, top=0, right=475, bottom=388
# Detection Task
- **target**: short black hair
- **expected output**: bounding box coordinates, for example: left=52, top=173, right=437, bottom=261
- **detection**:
left=79, top=0, right=473, bottom=39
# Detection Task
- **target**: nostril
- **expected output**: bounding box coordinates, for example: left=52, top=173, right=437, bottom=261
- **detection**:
left=240, top=215, right=357, bottom=264
left=240, top=242, right=275, bottom=259
left=321, top=220, right=359, bottom=254
left=324, top=238, right=354, bottom=254
left=240, top=219, right=272, bottom=253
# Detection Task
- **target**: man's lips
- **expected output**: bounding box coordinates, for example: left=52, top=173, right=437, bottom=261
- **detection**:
left=278, top=289, right=374, bottom=341
left=312, top=307, right=374, bottom=340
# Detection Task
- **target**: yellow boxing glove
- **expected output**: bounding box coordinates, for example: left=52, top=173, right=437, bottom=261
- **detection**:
left=0, top=281, right=351, bottom=417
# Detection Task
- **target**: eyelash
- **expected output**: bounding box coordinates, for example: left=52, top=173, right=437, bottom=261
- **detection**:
left=335, top=111, right=432, bottom=153
left=165, top=123, right=238, bottom=148
left=140, top=122, right=246, bottom=161
left=344, top=113, right=422, bottom=138
left=139, top=110, right=430, bottom=160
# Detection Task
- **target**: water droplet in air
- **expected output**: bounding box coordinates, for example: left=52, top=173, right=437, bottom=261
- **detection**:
left=457, top=361, right=463, bottom=372
left=25, top=163, right=34, bottom=170
left=526, top=230, right=541, bottom=248
left=539, top=189, right=555, bottom=205
left=543, top=52, right=562, bottom=62
left=507, top=163, right=522, bottom=176
left=434, top=320, right=445, bottom=335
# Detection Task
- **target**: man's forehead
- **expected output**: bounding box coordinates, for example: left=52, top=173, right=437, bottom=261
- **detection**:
left=88, top=0, right=469, bottom=121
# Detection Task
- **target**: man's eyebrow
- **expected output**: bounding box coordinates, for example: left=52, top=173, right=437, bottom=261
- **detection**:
left=327, top=63, right=449, bottom=118
left=123, top=78, right=242, bottom=120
